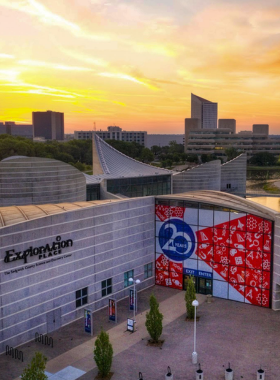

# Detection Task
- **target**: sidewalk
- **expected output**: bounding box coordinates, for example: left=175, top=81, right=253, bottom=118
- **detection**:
left=3, top=286, right=195, bottom=380
left=39, top=291, right=205, bottom=379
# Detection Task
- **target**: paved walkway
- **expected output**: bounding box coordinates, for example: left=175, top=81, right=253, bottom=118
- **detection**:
left=3, top=285, right=280, bottom=379
left=13, top=290, right=202, bottom=380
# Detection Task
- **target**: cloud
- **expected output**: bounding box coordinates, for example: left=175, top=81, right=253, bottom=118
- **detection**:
left=18, top=59, right=94, bottom=72
left=0, top=53, right=15, bottom=59
left=98, top=72, right=159, bottom=90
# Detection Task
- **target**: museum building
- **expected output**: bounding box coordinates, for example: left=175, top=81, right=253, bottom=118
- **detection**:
left=0, top=137, right=279, bottom=353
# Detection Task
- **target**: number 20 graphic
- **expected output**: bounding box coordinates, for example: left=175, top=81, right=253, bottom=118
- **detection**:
left=159, top=219, right=196, bottom=261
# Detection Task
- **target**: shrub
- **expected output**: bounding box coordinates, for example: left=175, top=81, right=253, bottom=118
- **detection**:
left=21, top=351, right=47, bottom=380
left=185, top=276, right=196, bottom=319
left=94, top=330, right=113, bottom=378
left=145, top=294, right=163, bottom=343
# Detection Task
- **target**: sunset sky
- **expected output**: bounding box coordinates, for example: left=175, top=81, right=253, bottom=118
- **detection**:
left=1, top=0, right=280, bottom=134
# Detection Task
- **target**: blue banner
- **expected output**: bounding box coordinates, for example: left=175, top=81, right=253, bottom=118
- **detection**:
left=183, top=268, right=212, bottom=279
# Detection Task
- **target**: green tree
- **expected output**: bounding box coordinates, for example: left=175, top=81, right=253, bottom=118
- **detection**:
left=140, top=147, right=154, bottom=163
left=250, top=152, right=276, bottom=166
left=94, top=329, right=113, bottom=378
left=145, top=294, right=163, bottom=343
left=21, top=351, right=47, bottom=380
left=186, top=154, right=199, bottom=164
left=185, top=276, right=196, bottom=319
left=224, top=147, right=240, bottom=161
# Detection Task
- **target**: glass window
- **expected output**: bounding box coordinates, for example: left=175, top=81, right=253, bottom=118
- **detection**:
left=144, top=263, right=153, bottom=279
left=124, top=270, right=134, bottom=288
left=101, top=278, right=112, bottom=297
left=76, top=287, right=88, bottom=308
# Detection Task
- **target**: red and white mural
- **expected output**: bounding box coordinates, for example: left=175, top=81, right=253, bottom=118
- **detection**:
left=155, top=203, right=272, bottom=308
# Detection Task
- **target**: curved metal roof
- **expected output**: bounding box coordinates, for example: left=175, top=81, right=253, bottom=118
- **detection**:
left=0, top=200, right=119, bottom=228
left=91, top=133, right=172, bottom=179
left=158, top=190, right=278, bottom=220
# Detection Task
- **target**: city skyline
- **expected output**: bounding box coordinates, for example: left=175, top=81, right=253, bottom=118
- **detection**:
left=1, top=0, right=280, bottom=133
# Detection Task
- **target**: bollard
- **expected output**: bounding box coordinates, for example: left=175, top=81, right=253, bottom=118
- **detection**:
left=257, top=368, right=265, bottom=380
left=225, top=363, right=233, bottom=380
left=165, top=366, right=173, bottom=380
left=139, top=372, right=143, bottom=380
left=196, top=363, right=203, bottom=380
left=206, top=295, right=212, bottom=304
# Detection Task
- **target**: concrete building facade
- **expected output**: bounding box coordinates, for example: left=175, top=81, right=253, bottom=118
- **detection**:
left=33, top=111, right=64, bottom=141
left=0, top=157, right=86, bottom=206
left=146, top=134, right=184, bottom=148
left=218, top=119, right=236, bottom=134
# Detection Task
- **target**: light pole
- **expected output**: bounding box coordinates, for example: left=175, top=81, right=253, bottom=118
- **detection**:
left=129, top=277, right=141, bottom=319
left=192, top=299, right=199, bottom=364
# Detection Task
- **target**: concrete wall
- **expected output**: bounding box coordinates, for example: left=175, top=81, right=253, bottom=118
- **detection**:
left=0, top=197, right=155, bottom=353
left=172, top=160, right=221, bottom=193
left=221, top=153, right=247, bottom=197
left=0, top=157, right=86, bottom=206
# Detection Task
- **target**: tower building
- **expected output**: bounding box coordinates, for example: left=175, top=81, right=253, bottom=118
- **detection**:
left=191, top=93, right=218, bottom=129
left=32, top=110, right=64, bottom=140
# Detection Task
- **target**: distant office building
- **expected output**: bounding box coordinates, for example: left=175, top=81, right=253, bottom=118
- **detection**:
left=253, top=124, right=269, bottom=136
left=146, top=134, right=184, bottom=148
left=218, top=119, right=236, bottom=134
left=185, top=118, right=200, bottom=152
left=185, top=124, right=280, bottom=159
left=0, top=121, right=33, bottom=139
left=74, top=126, right=147, bottom=146
left=32, top=111, right=64, bottom=140
left=191, top=93, right=218, bottom=129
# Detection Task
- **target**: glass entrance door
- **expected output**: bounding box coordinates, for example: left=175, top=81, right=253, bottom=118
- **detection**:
left=198, top=278, right=212, bottom=295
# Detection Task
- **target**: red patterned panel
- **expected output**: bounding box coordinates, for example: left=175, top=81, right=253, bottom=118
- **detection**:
left=169, top=260, right=183, bottom=274
left=197, top=228, right=213, bottom=244
left=229, top=266, right=245, bottom=285
left=169, top=271, right=183, bottom=289
left=229, top=248, right=245, bottom=267
left=245, top=232, right=263, bottom=251
left=214, top=245, right=229, bottom=265
left=246, top=215, right=264, bottom=233
left=213, top=226, right=230, bottom=243
left=155, top=269, right=169, bottom=287
left=230, top=230, right=246, bottom=250
left=230, top=216, right=246, bottom=232
left=170, top=206, right=185, bottom=219
left=198, top=243, right=214, bottom=262
left=262, top=271, right=270, bottom=290
left=245, top=250, right=262, bottom=270
left=262, top=289, right=270, bottom=308
left=156, top=205, right=170, bottom=221
left=263, top=235, right=272, bottom=253
left=156, top=254, right=169, bottom=271
left=263, top=220, right=272, bottom=235
left=245, top=286, right=262, bottom=306
left=245, top=268, right=262, bottom=288
left=262, top=253, right=271, bottom=272
left=214, top=263, right=229, bottom=281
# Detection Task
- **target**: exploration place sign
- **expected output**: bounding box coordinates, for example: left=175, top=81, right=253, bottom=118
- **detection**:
left=3, top=235, right=73, bottom=267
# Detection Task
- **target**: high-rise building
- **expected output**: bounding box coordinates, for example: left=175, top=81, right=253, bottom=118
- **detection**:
left=218, top=119, right=236, bottom=134
left=32, top=111, right=64, bottom=140
left=191, top=93, right=218, bottom=129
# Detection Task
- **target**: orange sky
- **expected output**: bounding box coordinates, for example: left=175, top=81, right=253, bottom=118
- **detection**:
left=1, top=0, right=280, bottom=134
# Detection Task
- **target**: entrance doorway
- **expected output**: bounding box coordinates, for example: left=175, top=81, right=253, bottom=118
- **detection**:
left=46, top=308, right=61, bottom=333
left=198, top=278, right=212, bottom=295
left=183, top=275, right=212, bottom=295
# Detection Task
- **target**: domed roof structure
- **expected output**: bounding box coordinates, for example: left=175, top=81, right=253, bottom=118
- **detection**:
left=0, top=157, right=86, bottom=206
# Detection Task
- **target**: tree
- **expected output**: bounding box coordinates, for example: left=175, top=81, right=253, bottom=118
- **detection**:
left=94, top=329, right=113, bottom=378
left=185, top=276, right=196, bottom=320
left=224, top=147, right=240, bottom=161
left=145, top=294, right=163, bottom=343
left=21, top=351, right=47, bottom=380
left=250, top=152, right=276, bottom=166
left=140, top=147, right=154, bottom=163
left=186, top=154, right=199, bottom=164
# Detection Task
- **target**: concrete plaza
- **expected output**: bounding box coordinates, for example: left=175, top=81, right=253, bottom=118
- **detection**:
left=1, top=285, right=280, bottom=379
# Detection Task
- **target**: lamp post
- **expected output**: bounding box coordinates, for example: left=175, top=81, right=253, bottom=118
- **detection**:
left=192, top=299, right=199, bottom=364
left=129, top=277, right=141, bottom=319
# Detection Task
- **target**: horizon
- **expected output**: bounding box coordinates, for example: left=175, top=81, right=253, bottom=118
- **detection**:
left=1, top=0, right=280, bottom=134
